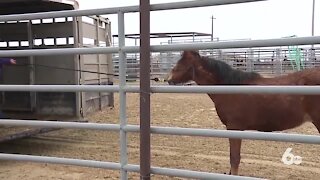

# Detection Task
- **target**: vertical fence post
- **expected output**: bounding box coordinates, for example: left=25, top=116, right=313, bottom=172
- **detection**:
left=309, top=48, right=316, bottom=68
left=140, top=0, right=151, bottom=179
left=118, top=11, right=128, bottom=180
left=247, top=49, right=254, bottom=72
left=276, top=48, right=282, bottom=75
left=27, top=20, right=36, bottom=111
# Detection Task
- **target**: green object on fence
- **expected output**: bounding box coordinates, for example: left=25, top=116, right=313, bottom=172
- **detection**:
left=285, top=35, right=304, bottom=71
left=288, top=46, right=304, bottom=71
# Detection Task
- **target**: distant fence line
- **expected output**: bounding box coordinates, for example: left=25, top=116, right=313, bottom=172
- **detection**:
left=112, top=46, right=320, bottom=80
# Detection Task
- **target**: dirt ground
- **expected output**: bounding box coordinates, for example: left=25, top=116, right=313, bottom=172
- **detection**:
left=0, top=92, right=319, bottom=180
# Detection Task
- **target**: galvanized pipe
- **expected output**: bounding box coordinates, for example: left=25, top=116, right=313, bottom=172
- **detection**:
left=1, top=85, right=320, bottom=95
left=0, top=85, right=120, bottom=92
left=0, top=0, right=268, bottom=21
left=0, top=153, right=122, bottom=169
left=0, top=47, right=119, bottom=57
left=150, top=126, right=320, bottom=145
left=140, top=0, right=151, bottom=179
left=150, top=36, right=320, bottom=52
left=0, top=153, right=261, bottom=179
left=0, top=6, right=138, bottom=21
left=150, top=166, right=261, bottom=180
left=0, top=120, right=319, bottom=145
left=124, top=163, right=260, bottom=180
left=0, top=119, right=121, bottom=130
left=1, top=36, right=320, bottom=57
left=118, top=11, right=128, bottom=180
left=151, top=85, right=320, bottom=94
left=150, top=0, right=267, bottom=11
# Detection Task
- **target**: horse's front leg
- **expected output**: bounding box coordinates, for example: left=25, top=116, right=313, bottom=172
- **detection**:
left=229, top=138, right=242, bottom=175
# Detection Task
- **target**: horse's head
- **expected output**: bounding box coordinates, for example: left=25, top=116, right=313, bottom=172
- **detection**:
left=167, top=50, right=200, bottom=85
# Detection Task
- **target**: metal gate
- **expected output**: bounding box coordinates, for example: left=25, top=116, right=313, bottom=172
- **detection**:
left=0, top=0, right=320, bottom=180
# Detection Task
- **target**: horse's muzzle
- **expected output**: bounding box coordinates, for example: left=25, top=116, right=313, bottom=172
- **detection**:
left=165, top=74, right=175, bottom=85
left=167, top=80, right=176, bottom=85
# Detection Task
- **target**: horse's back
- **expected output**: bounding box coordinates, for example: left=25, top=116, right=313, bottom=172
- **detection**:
left=252, top=67, right=320, bottom=85
left=298, top=67, right=320, bottom=85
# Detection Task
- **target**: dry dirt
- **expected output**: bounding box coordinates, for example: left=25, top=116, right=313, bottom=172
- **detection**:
left=0, top=93, right=319, bottom=180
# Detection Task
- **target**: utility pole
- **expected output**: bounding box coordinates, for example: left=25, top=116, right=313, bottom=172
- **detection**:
left=312, top=0, right=315, bottom=49
left=211, top=14, right=216, bottom=41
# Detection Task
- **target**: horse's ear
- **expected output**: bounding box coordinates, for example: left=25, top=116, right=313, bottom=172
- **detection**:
left=183, top=50, right=200, bottom=59
left=194, top=50, right=200, bottom=53
left=191, top=50, right=200, bottom=57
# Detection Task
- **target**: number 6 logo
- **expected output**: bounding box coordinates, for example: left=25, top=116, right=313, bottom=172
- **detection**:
left=281, top=148, right=302, bottom=165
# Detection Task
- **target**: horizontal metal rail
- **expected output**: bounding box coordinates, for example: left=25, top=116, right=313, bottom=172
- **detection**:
left=149, top=36, right=320, bottom=52
left=0, top=47, right=120, bottom=57
left=150, top=126, right=320, bottom=145
left=150, top=0, right=267, bottom=11
left=0, top=0, right=267, bottom=21
left=0, top=85, right=121, bottom=92
left=1, top=36, right=320, bottom=57
left=150, top=85, right=320, bottom=94
left=0, top=120, right=318, bottom=145
left=2, top=85, right=320, bottom=95
left=0, top=154, right=260, bottom=180
left=150, top=166, right=260, bottom=180
left=0, top=153, right=122, bottom=170
left=0, top=119, right=121, bottom=130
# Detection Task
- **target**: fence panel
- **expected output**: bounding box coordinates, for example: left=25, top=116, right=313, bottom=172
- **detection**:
left=0, top=0, right=319, bottom=179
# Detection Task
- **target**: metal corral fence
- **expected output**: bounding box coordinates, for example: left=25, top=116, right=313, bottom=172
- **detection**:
left=113, top=47, right=320, bottom=81
left=0, top=0, right=320, bottom=180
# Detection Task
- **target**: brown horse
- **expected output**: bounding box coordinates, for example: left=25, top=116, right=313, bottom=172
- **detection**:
left=167, top=50, right=320, bottom=176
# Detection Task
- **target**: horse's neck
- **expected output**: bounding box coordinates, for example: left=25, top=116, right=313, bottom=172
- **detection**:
left=193, top=63, right=262, bottom=86
left=193, top=65, right=219, bottom=85
left=193, top=65, right=227, bottom=103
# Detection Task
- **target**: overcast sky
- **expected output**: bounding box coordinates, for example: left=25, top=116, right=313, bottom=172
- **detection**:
left=76, top=0, right=318, bottom=45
